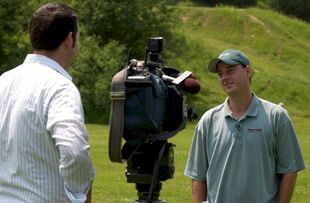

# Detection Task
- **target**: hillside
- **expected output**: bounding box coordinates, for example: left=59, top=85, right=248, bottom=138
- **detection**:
left=168, top=6, right=310, bottom=118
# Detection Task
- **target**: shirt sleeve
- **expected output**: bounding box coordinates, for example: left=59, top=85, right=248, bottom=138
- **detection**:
left=184, top=119, right=208, bottom=180
left=275, top=112, right=305, bottom=173
left=64, top=184, right=91, bottom=203
left=46, top=82, right=95, bottom=202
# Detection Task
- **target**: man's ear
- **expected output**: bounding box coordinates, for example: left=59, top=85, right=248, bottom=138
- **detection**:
left=247, top=65, right=255, bottom=80
left=64, top=32, right=74, bottom=48
left=246, top=65, right=252, bottom=75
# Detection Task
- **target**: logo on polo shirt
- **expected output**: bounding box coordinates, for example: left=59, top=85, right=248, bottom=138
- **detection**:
left=248, top=128, right=262, bottom=134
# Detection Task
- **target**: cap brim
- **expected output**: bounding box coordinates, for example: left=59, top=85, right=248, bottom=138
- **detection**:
left=208, top=58, right=240, bottom=73
left=208, top=58, right=221, bottom=73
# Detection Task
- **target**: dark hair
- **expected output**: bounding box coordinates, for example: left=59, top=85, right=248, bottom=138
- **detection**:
left=28, top=3, right=78, bottom=51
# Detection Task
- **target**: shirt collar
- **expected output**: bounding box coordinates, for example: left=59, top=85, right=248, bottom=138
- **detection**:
left=23, top=54, right=72, bottom=81
left=246, top=93, right=259, bottom=117
left=224, top=93, right=259, bottom=118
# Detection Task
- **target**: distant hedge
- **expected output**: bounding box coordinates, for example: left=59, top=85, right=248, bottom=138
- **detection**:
left=191, top=0, right=257, bottom=7
left=191, top=0, right=310, bottom=22
left=271, top=0, right=310, bottom=22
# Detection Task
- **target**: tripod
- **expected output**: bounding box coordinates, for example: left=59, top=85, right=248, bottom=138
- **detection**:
left=123, top=141, right=174, bottom=203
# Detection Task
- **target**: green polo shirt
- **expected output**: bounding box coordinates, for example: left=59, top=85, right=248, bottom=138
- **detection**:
left=185, top=94, right=305, bottom=203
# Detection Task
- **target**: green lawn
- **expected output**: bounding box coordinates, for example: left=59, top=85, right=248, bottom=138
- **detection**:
left=87, top=116, right=309, bottom=203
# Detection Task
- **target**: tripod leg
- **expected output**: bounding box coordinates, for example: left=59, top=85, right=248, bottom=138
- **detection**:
left=146, top=143, right=166, bottom=203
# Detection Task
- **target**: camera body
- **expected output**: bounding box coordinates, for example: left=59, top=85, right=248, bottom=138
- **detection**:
left=123, top=37, right=186, bottom=146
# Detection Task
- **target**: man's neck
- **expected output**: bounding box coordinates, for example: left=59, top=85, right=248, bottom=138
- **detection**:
left=228, top=92, right=253, bottom=119
left=33, top=49, right=67, bottom=69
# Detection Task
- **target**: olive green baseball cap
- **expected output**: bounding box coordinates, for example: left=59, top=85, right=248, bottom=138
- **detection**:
left=208, top=49, right=250, bottom=73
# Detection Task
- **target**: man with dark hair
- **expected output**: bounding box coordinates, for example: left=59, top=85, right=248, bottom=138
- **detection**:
left=184, top=49, right=305, bottom=203
left=0, top=3, right=95, bottom=203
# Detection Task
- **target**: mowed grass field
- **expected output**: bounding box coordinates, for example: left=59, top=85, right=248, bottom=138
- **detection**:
left=87, top=116, right=309, bottom=203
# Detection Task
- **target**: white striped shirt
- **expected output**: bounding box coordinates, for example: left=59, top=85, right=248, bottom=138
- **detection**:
left=0, top=54, right=95, bottom=203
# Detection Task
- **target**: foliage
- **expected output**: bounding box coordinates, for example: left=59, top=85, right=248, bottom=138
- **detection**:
left=71, top=0, right=173, bottom=59
left=0, top=0, right=71, bottom=74
left=188, top=0, right=257, bottom=7
left=70, top=37, right=126, bottom=122
left=270, top=0, right=310, bottom=22
left=0, top=0, right=31, bottom=74
left=179, top=0, right=310, bottom=22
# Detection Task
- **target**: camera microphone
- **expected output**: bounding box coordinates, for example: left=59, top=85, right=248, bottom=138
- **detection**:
left=180, top=76, right=201, bottom=94
left=162, top=71, right=201, bottom=94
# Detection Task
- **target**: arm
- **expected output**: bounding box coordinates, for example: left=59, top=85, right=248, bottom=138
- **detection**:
left=47, top=83, right=95, bottom=202
left=274, top=110, right=305, bottom=203
left=278, top=172, right=297, bottom=203
left=192, top=179, right=207, bottom=203
left=85, top=186, right=92, bottom=203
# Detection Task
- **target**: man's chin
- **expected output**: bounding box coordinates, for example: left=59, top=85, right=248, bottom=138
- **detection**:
left=224, top=87, right=233, bottom=93
left=224, top=88, right=237, bottom=96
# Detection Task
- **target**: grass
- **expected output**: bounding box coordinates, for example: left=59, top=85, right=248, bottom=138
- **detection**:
left=291, top=117, right=310, bottom=202
left=88, top=116, right=309, bottom=202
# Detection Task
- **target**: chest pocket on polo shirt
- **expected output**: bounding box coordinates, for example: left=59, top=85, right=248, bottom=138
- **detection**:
left=245, top=125, right=274, bottom=156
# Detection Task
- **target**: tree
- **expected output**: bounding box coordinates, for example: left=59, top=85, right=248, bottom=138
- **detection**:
left=71, top=0, right=173, bottom=58
left=271, top=0, right=310, bottom=22
left=70, top=37, right=126, bottom=122
left=0, top=0, right=32, bottom=74
left=191, top=0, right=257, bottom=7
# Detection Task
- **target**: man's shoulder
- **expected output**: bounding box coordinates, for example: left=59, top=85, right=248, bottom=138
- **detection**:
left=205, top=103, right=225, bottom=115
left=255, top=95, right=290, bottom=123
left=0, top=65, right=22, bottom=78
left=199, top=103, right=225, bottom=123
left=256, top=96, right=287, bottom=113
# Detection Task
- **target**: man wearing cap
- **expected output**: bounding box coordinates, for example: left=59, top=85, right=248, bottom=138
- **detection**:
left=184, top=49, right=305, bottom=203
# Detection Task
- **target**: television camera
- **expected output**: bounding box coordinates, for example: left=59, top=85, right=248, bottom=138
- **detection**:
left=108, top=37, right=200, bottom=203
